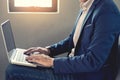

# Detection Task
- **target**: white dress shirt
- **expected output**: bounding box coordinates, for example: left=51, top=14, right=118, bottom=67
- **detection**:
left=69, top=0, right=94, bottom=57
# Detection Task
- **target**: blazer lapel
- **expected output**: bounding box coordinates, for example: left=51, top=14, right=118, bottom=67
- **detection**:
left=75, top=0, right=101, bottom=53
left=72, top=9, right=83, bottom=34
left=75, top=9, right=83, bottom=27
left=81, top=0, right=101, bottom=29
left=81, top=5, right=95, bottom=29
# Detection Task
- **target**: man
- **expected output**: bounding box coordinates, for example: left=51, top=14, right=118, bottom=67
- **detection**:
left=6, top=0, right=120, bottom=80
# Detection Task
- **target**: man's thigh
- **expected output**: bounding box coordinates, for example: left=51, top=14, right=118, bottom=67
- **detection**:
left=5, top=64, right=74, bottom=80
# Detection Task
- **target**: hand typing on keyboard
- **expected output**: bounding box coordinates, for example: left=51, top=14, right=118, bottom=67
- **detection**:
left=26, top=54, right=54, bottom=68
left=24, top=47, right=50, bottom=56
left=24, top=47, right=54, bottom=68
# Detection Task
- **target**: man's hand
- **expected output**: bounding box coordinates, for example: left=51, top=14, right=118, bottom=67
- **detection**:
left=26, top=54, right=54, bottom=67
left=24, top=47, right=50, bottom=55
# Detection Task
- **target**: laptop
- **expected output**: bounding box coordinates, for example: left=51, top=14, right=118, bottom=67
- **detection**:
left=1, top=20, right=37, bottom=67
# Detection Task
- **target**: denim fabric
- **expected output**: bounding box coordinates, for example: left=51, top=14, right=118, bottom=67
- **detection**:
left=5, top=64, right=74, bottom=80
left=5, top=64, right=116, bottom=80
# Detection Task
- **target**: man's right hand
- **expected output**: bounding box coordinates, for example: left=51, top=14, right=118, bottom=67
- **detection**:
left=24, top=47, right=50, bottom=56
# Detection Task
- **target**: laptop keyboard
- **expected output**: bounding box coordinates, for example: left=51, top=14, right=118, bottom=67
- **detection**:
left=10, top=49, right=37, bottom=67
left=13, top=50, right=28, bottom=63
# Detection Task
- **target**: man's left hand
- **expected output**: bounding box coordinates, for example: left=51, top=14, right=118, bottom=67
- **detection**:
left=26, top=54, right=54, bottom=68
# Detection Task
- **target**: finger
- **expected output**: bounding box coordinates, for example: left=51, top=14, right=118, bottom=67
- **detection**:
left=26, top=54, right=40, bottom=60
left=24, top=47, right=38, bottom=55
left=27, top=58, right=38, bottom=64
left=27, top=58, right=36, bottom=62
left=24, top=50, right=32, bottom=55
left=24, top=47, right=35, bottom=55
left=26, top=56, right=34, bottom=62
left=26, top=56, right=41, bottom=65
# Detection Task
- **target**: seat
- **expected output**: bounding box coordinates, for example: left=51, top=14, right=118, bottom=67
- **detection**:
left=118, top=34, right=120, bottom=68
left=116, top=34, right=120, bottom=80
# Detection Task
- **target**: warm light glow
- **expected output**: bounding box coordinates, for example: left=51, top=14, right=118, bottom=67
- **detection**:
left=15, top=0, right=52, bottom=7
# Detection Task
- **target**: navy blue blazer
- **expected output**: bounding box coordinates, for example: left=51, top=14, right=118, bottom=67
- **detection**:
left=48, top=0, right=120, bottom=79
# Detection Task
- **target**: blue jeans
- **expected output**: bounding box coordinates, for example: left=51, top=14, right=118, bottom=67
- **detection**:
left=6, top=64, right=116, bottom=80
left=5, top=64, right=75, bottom=80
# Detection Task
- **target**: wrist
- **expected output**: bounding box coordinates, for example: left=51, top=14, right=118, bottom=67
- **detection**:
left=47, top=48, right=50, bottom=55
left=45, top=46, right=51, bottom=55
left=50, top=58, right=54, bottom=68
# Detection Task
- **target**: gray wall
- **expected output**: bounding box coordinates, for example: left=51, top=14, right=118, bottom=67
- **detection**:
left=0, top=0, right=120, bottom=80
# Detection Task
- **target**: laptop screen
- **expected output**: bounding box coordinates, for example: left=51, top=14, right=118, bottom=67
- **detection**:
left=1, top=20, right=16, bottom=52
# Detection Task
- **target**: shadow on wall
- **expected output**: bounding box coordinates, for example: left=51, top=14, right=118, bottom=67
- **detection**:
left=0, top=31, right=9, bottom=80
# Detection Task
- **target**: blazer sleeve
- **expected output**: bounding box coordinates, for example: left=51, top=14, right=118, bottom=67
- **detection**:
left=53, top=14, right=120, bottom=74
left=48, top=31, right=74, bottom=57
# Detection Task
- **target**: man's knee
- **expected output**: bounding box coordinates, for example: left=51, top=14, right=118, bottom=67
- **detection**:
left=6, top=64, right=15, bottom=74
left=5, top=64, right=17, bottom=80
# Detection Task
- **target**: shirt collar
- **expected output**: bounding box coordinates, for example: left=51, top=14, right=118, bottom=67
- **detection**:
left=80, top=0, right=94, bottom=11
